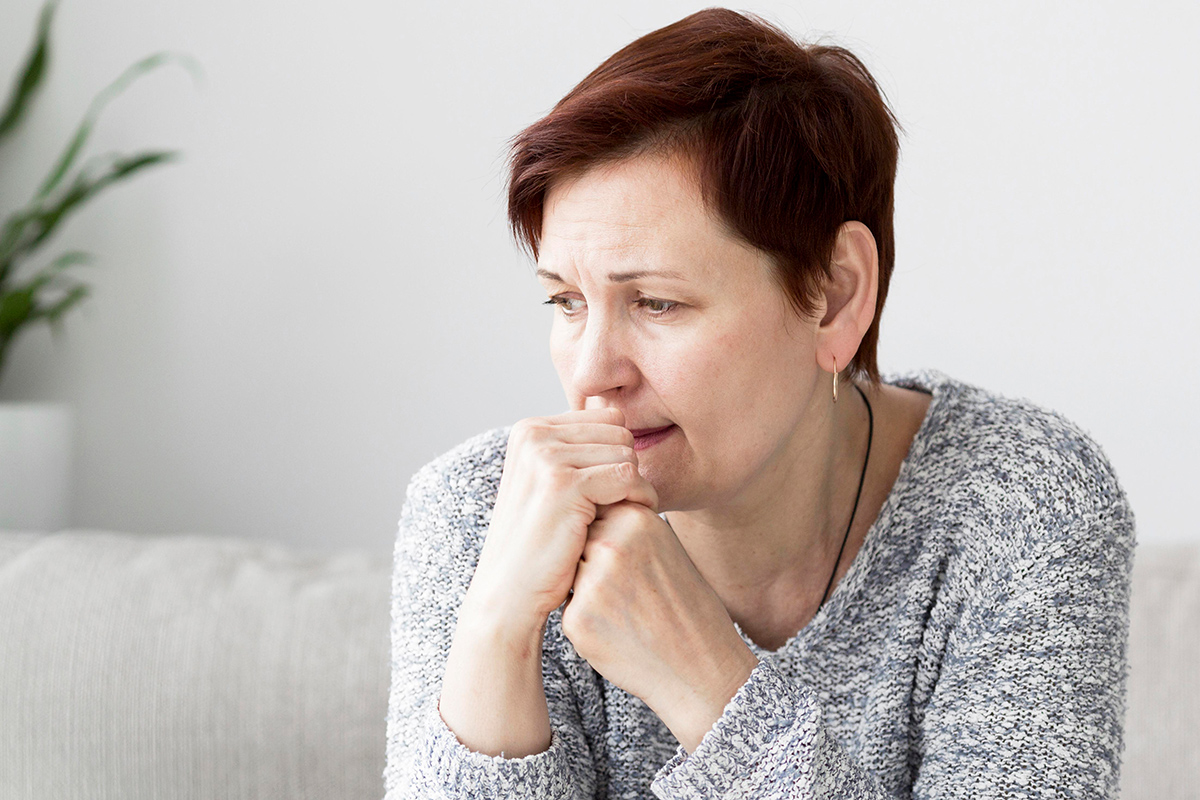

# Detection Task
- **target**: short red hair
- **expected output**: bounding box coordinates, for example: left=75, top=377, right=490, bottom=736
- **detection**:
left=507, top=8, right=901, bottom=387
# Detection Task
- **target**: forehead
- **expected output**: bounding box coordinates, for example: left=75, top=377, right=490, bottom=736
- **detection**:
left=538, top=152, right=757, bottom=281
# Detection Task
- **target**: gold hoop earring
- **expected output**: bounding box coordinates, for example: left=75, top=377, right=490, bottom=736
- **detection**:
left=833, top=356, right=839, bottom=403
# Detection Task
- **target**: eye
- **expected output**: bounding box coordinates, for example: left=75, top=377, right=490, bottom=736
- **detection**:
left=637, top=296, right=678, bottom=316
left=543, top=294, right=585, bottom=316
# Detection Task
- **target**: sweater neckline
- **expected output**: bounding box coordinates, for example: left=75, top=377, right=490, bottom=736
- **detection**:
left=732, top=367, right=958, bottom=658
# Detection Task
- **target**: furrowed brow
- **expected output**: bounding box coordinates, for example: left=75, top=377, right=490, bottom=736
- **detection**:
left=607, top=269, right=686, bottom=283
left=535, top=268, right=687, bottom=284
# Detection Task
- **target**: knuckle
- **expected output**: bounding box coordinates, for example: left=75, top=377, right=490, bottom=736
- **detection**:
left=530, top=441, right=567, bottom=474
left=588, top=538, right=621, bottom=561
left=611, top=460, right=637, bottom=481
left=600, top=525, right=642, bottom=560
left=508, top=418, right=537, bottom=446
left=513, top=417, right=550, bottom=439
left=543, top=465, right=574, bottom=492
left=511, top=417, right=535, bottom=434
left=536, top=440, right=564, bottom=462
left=506, top=424, right=525, bottom=448
left=608, top=501, right=644, bottom=524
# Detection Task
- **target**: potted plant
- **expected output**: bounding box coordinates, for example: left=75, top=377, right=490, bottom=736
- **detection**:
left=0, top=0, right=196, bottom=529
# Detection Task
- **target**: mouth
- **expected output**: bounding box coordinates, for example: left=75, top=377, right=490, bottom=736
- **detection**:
left=630, top=424, right=676, bottom=451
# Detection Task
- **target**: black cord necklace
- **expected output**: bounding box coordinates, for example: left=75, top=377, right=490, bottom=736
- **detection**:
left=661, top=382, right=874, bottom=614
left=817, top=381, right=873, bottom=612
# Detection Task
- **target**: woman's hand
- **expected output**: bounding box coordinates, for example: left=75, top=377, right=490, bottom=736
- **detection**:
left=463, top=408, right=659, bottom=630
left=561, top=501, right=759, bottom=752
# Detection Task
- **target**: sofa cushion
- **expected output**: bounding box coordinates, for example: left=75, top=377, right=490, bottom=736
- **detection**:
left=1121, top=542, right=1200, bottom=799
left=1, top=531, right=1195, bottom=798
left=0, top=530, right=391, bottom=800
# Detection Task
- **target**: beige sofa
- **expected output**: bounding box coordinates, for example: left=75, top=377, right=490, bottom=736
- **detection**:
left=0, top=530, right=1194, bottom=799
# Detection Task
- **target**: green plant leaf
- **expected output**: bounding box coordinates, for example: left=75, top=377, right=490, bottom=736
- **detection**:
left=21, top=249, right=92, bottom=293
left=0, top=276, right=87, bottom=329
left=0, top=1, right=56, bottom=141
left=43, top=282, right=89, bottom=327
left=0, top=286, right=36, bottom=337
left=40, top=249, right=92, bottom=276
left=0, top=10, right=198, bottom=390
left=25, top=150, right=178, bottom=255
left=0, top=273, right=88, bottom=384
left=36, top=51, right=201, bottom=200
left=0, top=208, right=39, bottom=283
left=0, top=150, right=175, bottom=284
left=0, top=249, right=89, bottom=340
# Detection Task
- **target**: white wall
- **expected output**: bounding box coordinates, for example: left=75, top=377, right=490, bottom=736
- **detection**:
left=0, top=0, right=1195, bottom=553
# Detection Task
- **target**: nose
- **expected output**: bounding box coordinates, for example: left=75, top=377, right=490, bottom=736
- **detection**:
left=567, top=311, right=639, bottom=404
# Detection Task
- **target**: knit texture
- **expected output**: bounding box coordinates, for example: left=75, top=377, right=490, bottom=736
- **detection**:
left=384, top=368, right=1136, bottom=799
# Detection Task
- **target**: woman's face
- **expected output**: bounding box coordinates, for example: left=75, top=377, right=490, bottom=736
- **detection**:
left=537, top=151, right=827, bottom=513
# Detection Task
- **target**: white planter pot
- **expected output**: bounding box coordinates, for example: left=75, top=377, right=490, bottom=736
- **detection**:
left=0, top=403, right=74, bottom=530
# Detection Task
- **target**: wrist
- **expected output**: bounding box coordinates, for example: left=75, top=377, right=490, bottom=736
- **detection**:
left=440, top=586, right=554, bottom=758
left=650, top=639, right=759, bottom=754
left=458, top=583, right=550, bottom=647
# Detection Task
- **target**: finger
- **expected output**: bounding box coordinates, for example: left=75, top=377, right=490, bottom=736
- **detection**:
left=576, top=461, right=659, bottom=511
left=592, top=499, right=656, bottom=522
left=555, top=443, right=637, bottom=469
left=547, top=423, right=635, bottom=447
left=508, top=414, right=629, bottom=453
left=543, top=407, right=625, bottom=428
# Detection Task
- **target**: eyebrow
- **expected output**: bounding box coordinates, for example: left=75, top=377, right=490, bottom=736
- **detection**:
left=536, top=268, right=687, bottom=284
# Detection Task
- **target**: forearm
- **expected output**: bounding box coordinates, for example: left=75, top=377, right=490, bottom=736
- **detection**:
left=648, top=639, right=759, bottom=754
left=438, top=589, right=553, bottom=758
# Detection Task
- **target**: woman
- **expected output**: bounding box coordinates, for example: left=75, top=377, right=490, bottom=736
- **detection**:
left=384, top=9, right=1135, bottom=799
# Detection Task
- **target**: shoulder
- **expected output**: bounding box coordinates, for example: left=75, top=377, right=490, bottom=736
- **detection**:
left=401, top=426, right=511, bottom=521
left=394, top=427, right=511, bottom=574
left=950, top=376, right=1126, bottom=519
left=888, top=369, right=1135, bottom=564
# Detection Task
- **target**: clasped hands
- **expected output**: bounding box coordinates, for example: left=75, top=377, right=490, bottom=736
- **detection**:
left=468, top=408, right=759, bottom=752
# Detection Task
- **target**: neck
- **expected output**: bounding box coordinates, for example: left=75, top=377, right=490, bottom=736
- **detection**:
left=665, top=378, right=871, bottom=620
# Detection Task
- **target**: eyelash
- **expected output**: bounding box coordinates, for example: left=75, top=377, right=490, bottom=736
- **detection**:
left=543, top=295, right=678, bottom=317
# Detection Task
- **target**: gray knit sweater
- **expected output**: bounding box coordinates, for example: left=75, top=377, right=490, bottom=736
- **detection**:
left=384, top=368, right=1136, bottom=799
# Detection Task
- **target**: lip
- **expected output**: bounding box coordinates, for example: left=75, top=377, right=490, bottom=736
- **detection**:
left=630, top=424, right=676, bottom=451
left=629, top=424, right=673, bottom=437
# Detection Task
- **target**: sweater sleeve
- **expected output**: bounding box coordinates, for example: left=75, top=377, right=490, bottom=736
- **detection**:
left=650, top=498, right=1136, bottom=800
left=913, top=497, right=1136, bottom=798
left=650, top=656, right=884, bottom=799
left=383, top=453, right=599, bottom=800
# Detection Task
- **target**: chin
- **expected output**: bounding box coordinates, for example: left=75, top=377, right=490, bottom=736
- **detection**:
left=637, top=462, right=674, bottom=510
left=637, top=463, right=699, bottom=513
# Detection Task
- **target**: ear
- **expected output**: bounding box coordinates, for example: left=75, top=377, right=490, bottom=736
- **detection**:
left=813, top=221, right=879, bottom=375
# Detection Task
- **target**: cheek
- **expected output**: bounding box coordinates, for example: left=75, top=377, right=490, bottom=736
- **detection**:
left=673, top=325, right=771, bottom=396
left=673, top=321, right=808, bottom=442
